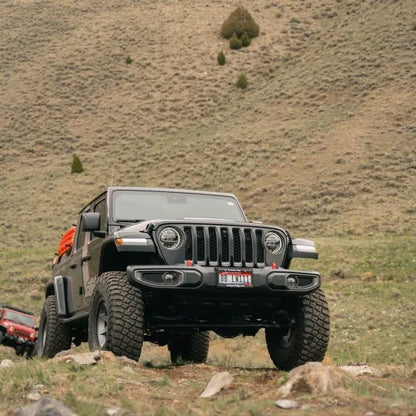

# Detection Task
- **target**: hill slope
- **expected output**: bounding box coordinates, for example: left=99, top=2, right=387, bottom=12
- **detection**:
left=0, top=0, right=415, bottom=247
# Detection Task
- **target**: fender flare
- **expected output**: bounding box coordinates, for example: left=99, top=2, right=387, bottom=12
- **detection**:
left=45, top=276, right=69, bottom=317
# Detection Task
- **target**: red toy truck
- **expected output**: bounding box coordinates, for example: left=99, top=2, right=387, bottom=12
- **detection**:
left=0, top=305, right=37, bottom=357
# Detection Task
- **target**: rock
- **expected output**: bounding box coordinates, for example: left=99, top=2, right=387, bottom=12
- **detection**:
left=364, top=412, right=375, bottom=416
left=54, top=349, right=73, bottom=358
left=277, top=362, right=350, bottom=397
left=123, top=366, right=134, bottom=374
left=0, top=359, right=14, bottom=369
left=275, top=399, right=298, bottom=409
left=51, top=351, right=100, bottom=365
left=340, top=365, right=379, bottom=377
left=26, top=391, right=42, bottom=402
left=97, top=351, right=138, bottom=366
left=117, top=356, right=139, bottom=366
left=15, top=397, right=77, bottom=416
left=200, top=372, right=233, bottom=398
left=105, top=407, right=131, bottom=416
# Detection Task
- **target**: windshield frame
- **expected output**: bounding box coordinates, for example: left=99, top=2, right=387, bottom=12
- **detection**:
left=109, top=188, right=247, bottom=224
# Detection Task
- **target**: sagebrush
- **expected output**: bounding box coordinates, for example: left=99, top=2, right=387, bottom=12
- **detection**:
left=221, top=7, right=259, bottom=39
left=229, top=33, right=242, bottom=50
left=217, top=51, right=226, bottom=65
left=71, top=154, right=84, bottom=174
left=236, top=74, right=248, bottom=89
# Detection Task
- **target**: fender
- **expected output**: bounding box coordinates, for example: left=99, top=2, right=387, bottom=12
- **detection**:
left=45, top=276, right=74, bottom=317
left=289, top=238, right=319, bottom=259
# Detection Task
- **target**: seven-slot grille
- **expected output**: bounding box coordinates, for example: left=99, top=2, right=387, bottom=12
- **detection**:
left=14, top=328, right=31, bottom=339
left=183, top=226, right=265, bottom=267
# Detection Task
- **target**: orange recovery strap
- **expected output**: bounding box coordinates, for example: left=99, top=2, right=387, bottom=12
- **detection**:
left=57, top=226, right=76, bottom=257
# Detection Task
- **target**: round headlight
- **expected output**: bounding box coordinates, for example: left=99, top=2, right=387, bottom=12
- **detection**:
left=264, top=232, right=282, bottom=254
left=160, top=227, right=181, bottom=250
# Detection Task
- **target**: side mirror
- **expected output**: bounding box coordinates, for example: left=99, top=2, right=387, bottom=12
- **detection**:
left=81, top=213, right=100, bottom=232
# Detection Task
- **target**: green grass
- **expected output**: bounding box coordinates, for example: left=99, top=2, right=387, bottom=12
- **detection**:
left=292, top=235, right=416, bottom=282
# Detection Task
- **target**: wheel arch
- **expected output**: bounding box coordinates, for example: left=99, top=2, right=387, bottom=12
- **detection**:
left=99, top=240, right=163, bottom=275
left=45, top=276, right=74, bottom=317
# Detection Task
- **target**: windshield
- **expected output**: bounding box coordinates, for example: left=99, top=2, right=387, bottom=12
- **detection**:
left=5, top=311, right=35, bottom=327
left=112, top=190, right=246, bottom=223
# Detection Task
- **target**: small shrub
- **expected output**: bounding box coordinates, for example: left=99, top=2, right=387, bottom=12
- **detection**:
left=229, top=33, right=242, bottom=50
left=221, top=6, right=260, bottom=39
left=236, top=74, right=248, bottom=89
left=240, top=32, right=251, bottom=47
left=71, top=154, right=84, bottom=174
left=217, top=51, right=226, bottom=65
left=125, top=55, right=133, bottom=64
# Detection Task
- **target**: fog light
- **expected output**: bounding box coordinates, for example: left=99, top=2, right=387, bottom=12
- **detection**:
left=162, top=272, right=176, bottom=283
left=287, top=276, right=298, bottom=288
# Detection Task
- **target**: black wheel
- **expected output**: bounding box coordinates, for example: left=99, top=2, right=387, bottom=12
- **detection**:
left=0, top=331, right=3, bottom=344
left=15, top=345, right=25, bottom=356
left=26, top=345, right=35, bottom=359
left=266, top=289, right=330, bottom=371
left=169, top=331, right=210, bottom=364
left=37, top=295, right=72, bottom=358
left=88, top=271, right=144, bottom=361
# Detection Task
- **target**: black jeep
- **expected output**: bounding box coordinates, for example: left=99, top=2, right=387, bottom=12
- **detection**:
left=38, top=187, right=329, bottom=370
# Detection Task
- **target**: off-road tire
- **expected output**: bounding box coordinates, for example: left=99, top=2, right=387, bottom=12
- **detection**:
left=26, top=345, right=35, bottom=359
left=15, top=345, right=25, bottom=356
left=169, top=331, right=210, bottom=364
left=37, top=295, right=72, bottom=358
left=266, top=288, right=330, bottom=371
left=88, top=271, right=144, bottom=361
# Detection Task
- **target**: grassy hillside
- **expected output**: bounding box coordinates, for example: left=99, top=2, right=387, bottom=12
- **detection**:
left=0, top=0, right=415, bottom=414
left=0, top=0, right=415, bottom=245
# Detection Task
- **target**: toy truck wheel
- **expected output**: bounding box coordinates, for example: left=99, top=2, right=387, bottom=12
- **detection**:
left=0, top=331, right=3, bottom=344
left=265, top=289, right=330, bottom=371
left=37, top=295, right=72, bottom=358
left=88, top=271, right=144, bottom=361
left=168, top=331, right=210, bottom=364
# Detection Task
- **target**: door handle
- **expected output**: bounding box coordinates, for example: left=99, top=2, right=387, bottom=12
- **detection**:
left=70, top=263, right=77, bottom=269
left=81, top=255, right=91, bottom=263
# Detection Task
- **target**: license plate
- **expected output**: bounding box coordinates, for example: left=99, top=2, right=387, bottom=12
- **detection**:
left=217, top=268, right=252, bottom=288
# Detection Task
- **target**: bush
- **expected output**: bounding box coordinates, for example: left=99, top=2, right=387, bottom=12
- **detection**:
left=240, top=33, right=251, bottom=47
left=125, top=55, right=133, bottom=64
left=229, top=33, right=242, bottom=50
left=71, top=154, right=84, bottom=174
left=236, top=74, right=248, bottom=89
left=221, top=7, right=260, bottom=39
left=217, top=51, right=226, bottom=65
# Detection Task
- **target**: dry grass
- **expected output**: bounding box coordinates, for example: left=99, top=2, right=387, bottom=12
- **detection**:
left=0, top=0, right=415, bottom=249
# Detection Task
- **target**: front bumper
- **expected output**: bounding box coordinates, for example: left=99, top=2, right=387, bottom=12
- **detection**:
left=126, top=264, right=320, bottom=294
left=4, top=334, right=35, bottom=346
